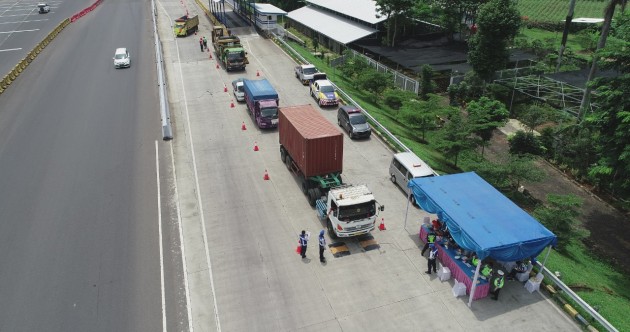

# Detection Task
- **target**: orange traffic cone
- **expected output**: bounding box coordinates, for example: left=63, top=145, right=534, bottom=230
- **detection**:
left=230, top=100, right=235, bottom=108
left=241, top=122, right=247, bottom=131
left=378, top=218, right=386, bottom=231
left=209, top=52, right=213, bottom=59
left=263, top=169, right=270, bottom=180
left=253, top=142, right=259, bottom=151
left=216, top=63, right=219, bottom=69
left=224, top=85, right=228, bottom=93
left=256, top=70, right=260, bottom=77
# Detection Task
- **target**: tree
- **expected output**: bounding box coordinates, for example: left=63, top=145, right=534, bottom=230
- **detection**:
left=578, top=0, right=628, bottom=119
left=375, top=0, right=415, bottom=46
left=534, top=194, right=588, bottom=252
left=467, top=0, right=521, bottom=81
left=473, top=154, right=545, bottom=190
left=519, top=104, right=548, bottom=133
left=339, top=55, right=370, bottom=81
left=419, top=65, right=435, bottom=100
left=509, top=130, right=542, bottom=156
left=356, top=70, right=393, bottom=98
left=312, top=37, right=319, bottom=53
left=466, top=97, right=509, bottom=155
left=434, top=109, right=475, bottom=166
left=398, top=94, right=443, bottom=140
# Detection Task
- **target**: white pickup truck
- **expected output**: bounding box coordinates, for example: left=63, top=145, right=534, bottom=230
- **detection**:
left=294, top=64, right=318, bottom=85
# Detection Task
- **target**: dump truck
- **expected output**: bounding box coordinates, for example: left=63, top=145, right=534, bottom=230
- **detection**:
left=279, top=104, right=344, bottom=206
left=315, top=184, right=384, bottom=238
left=174, top=15, right=199, bottom=37
left=243, top=79, right=279, bottom=129
left=294, top=64, right=318, bottom=85
left=212, top=26, right=248, bottom=71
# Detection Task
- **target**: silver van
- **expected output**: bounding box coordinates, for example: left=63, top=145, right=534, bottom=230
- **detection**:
left=389, top=152, right=438, bottom=204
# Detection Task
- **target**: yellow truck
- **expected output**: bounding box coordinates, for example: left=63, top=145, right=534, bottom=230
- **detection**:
left=174, top=15, right=199, bottom=37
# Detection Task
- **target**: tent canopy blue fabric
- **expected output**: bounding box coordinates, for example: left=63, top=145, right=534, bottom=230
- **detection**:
left=409, top=172, right=556, bottom=261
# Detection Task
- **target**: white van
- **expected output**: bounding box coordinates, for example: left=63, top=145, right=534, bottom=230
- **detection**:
left=389, top=152, right=438, bottom=204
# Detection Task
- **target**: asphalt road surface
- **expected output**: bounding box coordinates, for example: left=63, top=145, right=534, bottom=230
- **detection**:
left=0, top=0, right=187, bottom=330
left=0, top=0, right=93, bottom=78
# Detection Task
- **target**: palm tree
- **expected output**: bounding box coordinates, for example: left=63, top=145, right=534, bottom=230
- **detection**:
left=578, top=0, right=628, bottom=121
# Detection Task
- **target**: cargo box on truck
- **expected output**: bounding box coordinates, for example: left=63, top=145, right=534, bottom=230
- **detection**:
left=243, top=79, right=279, bottom=129
left=279, top=105, right=343, bottom=205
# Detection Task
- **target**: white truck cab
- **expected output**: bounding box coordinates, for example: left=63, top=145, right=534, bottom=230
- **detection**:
left=318, top=184, right=383, bottom=238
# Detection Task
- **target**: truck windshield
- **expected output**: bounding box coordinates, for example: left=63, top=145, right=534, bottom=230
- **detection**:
left=303, top=67, right=317, bottom=75
left=338, top=201, right=376, bottom=221
left=261, top=107, right=278, bottom=118
left=227, top=52, right=244, bottom=61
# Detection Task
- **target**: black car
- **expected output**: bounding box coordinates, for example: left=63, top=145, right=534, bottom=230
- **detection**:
left=337, top=105, right=371, bottom=139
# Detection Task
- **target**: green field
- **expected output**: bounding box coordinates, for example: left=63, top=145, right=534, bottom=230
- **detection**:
left=518, top=0, right=607, bottom=22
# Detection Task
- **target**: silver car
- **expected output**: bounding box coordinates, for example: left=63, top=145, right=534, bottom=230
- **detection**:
left=113, top=48, right=131, bottom=68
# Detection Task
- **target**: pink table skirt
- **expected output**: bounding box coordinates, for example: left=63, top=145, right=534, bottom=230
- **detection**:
left=419, top=225, right=489, bottom=300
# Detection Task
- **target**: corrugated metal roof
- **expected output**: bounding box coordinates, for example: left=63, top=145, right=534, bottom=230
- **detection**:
left=254, top=3, right=287, bottom=15
left=288, top=6, right=377, bottom=44
left=306, top=0, right=385, bottom=25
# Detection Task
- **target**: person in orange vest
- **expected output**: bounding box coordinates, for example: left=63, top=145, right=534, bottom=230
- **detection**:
left=298, top=230, right=308, bottom=259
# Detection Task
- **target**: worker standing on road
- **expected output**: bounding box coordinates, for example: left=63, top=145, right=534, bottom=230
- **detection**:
left=318, top=230, right=326, bottom=263
left=490, top=270, right=505, bottom=300
left=203, top=36, right=208, bottom=51
left=425, top=243, right=438, bottom=274
left=199, top=37, right=204, bottom=52
left=299, top=230, right=308, bottom=259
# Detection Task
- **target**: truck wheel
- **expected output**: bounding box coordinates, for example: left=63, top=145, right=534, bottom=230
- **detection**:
left=313, top=187, right=322, bottom=201
left=280, top=147, right=286, bottom=163
left=308, top=189, right=317, bottom=207
left=390, top=174, right=396, bottom=184
left=300, top=175, right=308, bottom=194
left=327, top=219, right=337, bottom=240
left=285, top=155, right=292, bottom=170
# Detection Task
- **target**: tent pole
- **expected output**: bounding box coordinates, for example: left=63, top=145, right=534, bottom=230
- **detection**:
left=404, top=190, right=411, bottom=230
left=539, top=245, right=552, bottom=274
left=467, top=262, right=482, bottom=307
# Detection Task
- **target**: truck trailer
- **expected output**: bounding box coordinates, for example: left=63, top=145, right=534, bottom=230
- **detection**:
left=243, top=79, right=279, bottom=129
left=279, top=105, right=343, bottom=205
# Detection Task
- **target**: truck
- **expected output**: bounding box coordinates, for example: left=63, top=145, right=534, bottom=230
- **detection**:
left=294, top=64, right=318, bottom=85
left=309, top=73, right=340, bottom=107
left=316, top=184, right=384, bottom=238
left=212, top=26, right=248, bottom=71
left=243, top=79, right=279, bottom=129
left=173, top=15, right=199, bottom=37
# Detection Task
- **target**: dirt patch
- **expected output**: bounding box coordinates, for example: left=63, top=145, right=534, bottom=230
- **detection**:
left=485, top=130, right=630, bottom=275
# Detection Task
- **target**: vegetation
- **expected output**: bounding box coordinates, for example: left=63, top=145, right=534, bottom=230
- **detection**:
left=518, top=0, right=608, bottom=22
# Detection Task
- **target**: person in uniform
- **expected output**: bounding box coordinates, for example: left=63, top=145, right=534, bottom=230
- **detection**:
left=318, top=230, right=326, bottom=263
left=490, top=270, right=505, bottom=300
left=425, top=244, right=438, bottom=274
left=299, top=230, right=308, bottom=259
left=481, top=262, right=494, bottom=279
left=508, top=260, right=528, bottom=280
left=421, top=231, right=436, bottom=256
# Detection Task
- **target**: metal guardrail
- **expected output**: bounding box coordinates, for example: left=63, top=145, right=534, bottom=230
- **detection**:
left=151, top=0, right=172, bottom=140
left=537, top=263, right=618, bottom=332
left=274, top=32, right=618, bottom=332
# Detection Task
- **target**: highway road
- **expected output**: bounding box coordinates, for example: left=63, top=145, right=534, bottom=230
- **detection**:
left=0, top=0, right=188, bottom=331
left=0, top=0, right=93, bottom=77
left=157, top=1, right=579, bottom=331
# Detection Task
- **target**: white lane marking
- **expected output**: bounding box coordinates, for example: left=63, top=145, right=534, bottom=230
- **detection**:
left=156, top=140, right=167, bottom=332
left=0, top=47, right=21, bottom=52
left=0, top=29, right=40, bottom=33
left=169, top=141, right=193, bottom=331
left=158, top=2, right=222, bottom=331
left=0, top=19, right=48, bottom=24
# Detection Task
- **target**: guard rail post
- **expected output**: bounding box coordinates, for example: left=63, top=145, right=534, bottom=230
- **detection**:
left=151, top=0, right=173, bottom=140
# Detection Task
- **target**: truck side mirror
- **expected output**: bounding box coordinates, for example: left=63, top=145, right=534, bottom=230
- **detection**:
left=380, top=205, right=385, bottom=211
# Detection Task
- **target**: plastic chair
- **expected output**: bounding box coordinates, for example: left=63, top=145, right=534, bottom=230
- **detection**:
left=525, top=273, right=544, bottom=293
left=438, top=266, right=451, bottom=281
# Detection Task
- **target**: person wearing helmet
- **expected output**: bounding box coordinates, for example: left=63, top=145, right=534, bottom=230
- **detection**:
left=318, top=230, right=326, bottom=263
left=425, top=243, right=438, bottom=274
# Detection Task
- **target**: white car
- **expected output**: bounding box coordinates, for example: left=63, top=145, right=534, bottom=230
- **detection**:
left=37, top=3, right=50, bottom=13
left=232, top=78, right=245, bottom=102
left=113, top=48, right=131, bottom=68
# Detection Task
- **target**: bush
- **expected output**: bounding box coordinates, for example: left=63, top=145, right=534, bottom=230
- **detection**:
left=382, top=88, right=418, bottom=110
left=509, top=130, right=543, bottom=155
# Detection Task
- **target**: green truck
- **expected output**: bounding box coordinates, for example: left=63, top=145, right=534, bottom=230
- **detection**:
left=173, top=15, right=198, bottom=37
left=212, top=26, right=248, bottom=71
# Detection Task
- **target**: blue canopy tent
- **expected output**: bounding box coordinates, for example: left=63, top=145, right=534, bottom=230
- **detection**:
left=407, top=172, right=556, bottom=305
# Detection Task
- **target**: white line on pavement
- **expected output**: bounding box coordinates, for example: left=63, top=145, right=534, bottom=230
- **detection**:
left=0, top=28, right=39, bottom=33
left=0, top=19, right=48, bottom=24
left=158, top=1, right=222, bottom=330
left=0, top=47, right=21, bottom=52
left=156, top=140, right=167, bottom=332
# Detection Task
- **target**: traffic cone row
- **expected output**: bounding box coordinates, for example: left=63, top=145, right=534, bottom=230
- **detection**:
left=223, top=85, right=227, bottom=93
left=241, top=122, right=247, bottom=130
